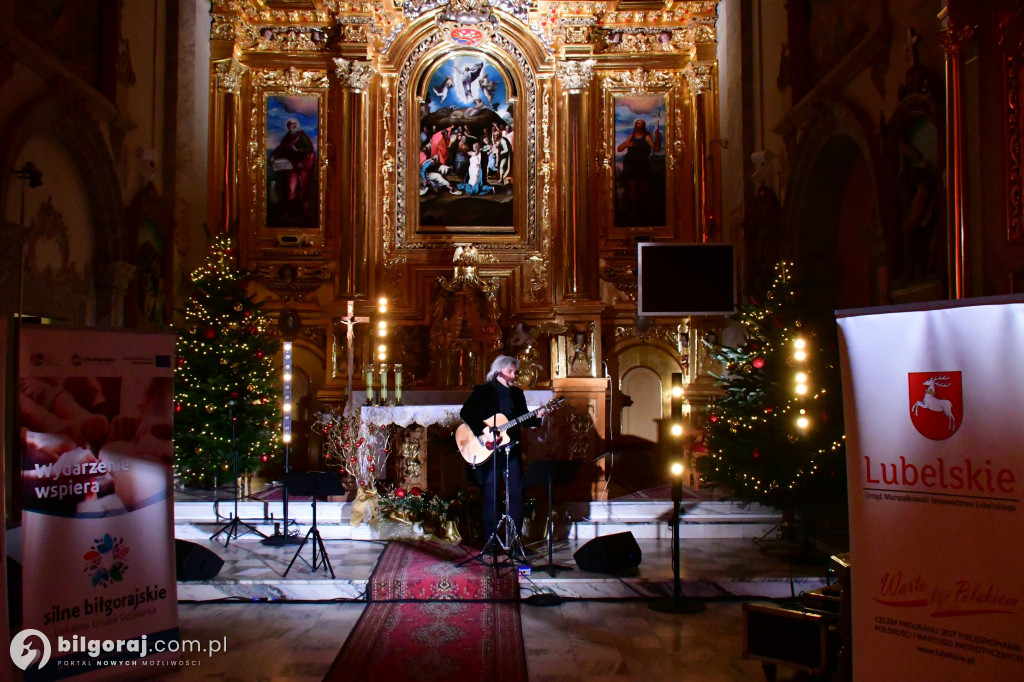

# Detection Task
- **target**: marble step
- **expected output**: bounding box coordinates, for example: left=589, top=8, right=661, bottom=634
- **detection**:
left=173, top=498, right=783, bottom=541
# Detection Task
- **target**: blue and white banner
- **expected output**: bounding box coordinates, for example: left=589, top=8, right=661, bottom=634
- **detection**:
left=838, top=297, right=1024, bottom=682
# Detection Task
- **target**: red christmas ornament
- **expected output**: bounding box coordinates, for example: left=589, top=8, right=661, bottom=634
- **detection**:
left=349, top=456, right=356, bottom=464
left=247, top=325, right=258, bottom=335
left=204, top=327, right=216, bottom=340
left=176, top=356, right=186, bottom=367
left=256, top=350, right=264, bottom=359
left=230, top=391, right=240, bottom=399
left=395, top=488, right=406, bottom=498
left=261, top=455, right=269, bottom=462
left=752, top=449, right=761, bottom=460
left=174, top=404, right=182, bottom=413
left=358, top=479, right=366, bottom=487
left=752, top=357, right=765, bottom=369
left=709, top=414, right=718, bottom=423
left=368, top=464, right=375, bottom=473
left=410, top=487, right=422, bottom=497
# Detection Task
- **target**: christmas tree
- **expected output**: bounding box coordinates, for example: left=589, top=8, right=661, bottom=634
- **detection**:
left=173, top=234, right=282, bottom=488
left=698, top=262, right=845, bottom=513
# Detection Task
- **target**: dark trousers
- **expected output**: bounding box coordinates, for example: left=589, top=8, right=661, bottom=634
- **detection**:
left=471, top=450, right=523, bottom=544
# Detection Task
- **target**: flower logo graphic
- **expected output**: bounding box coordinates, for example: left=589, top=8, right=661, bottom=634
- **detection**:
left=83, top=533, right=130, bottom=587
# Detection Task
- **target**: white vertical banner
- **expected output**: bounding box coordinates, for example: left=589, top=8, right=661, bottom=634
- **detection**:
left=18, top=326, right=178, bottom=680
left=837, top=297, right=1024, bottom=682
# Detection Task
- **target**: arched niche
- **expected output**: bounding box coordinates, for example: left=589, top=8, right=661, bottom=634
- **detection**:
left=0, top=94, right=127, bottom=324
left=782, top=100, right=888, bottom=312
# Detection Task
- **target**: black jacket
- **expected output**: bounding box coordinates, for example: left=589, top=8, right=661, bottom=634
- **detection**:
left=460, top=380, right=541, bottom=443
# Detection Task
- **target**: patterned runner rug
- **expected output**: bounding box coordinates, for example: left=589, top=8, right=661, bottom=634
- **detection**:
left=323, top=542, right=526, bottom=682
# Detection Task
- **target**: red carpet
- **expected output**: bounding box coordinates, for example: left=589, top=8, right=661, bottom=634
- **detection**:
left=324, top=542, right=526, bottom=682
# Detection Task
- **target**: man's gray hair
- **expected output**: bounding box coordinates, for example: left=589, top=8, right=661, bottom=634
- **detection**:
left=487, top=355, right=519, bottom=381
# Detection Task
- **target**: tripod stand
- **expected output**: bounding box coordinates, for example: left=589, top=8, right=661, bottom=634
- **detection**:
left=211, top=406, right=268, bottom=547
left=283, top=472, right=346, bottom=578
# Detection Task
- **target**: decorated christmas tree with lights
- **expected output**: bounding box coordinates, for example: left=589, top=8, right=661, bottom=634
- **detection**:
left=698, top=262, right=845, bottom=513
left=173, top=234, right=282, bottom=488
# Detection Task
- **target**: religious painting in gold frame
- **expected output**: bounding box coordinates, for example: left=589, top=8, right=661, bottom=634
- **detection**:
left=265, top=94, right=320, bottom=228
left=601, top=72, right=679, bottom=239
left=418, top=53, right=515, bottom=228
left=396, top=39, right=536, bottom=249
left=613, top=93, right=667, bottom=228
left=248, top=69, right=329, bottom=243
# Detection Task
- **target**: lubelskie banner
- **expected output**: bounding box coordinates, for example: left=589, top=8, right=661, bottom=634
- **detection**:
left=17, top=326, right=178, bottom=680
left=837, top=296, right=1024, bottom=682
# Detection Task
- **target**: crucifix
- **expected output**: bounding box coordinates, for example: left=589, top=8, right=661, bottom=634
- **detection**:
left=339, top=300, right=369, bottom=411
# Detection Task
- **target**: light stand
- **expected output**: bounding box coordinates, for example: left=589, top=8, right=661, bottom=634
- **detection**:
left=261, top=439, right=302, bottom=546
left=211, top=404, right=268, bottom=547
left=649, top=465, right=705, bottom=614
left=263, top=336, right=302, bottom=546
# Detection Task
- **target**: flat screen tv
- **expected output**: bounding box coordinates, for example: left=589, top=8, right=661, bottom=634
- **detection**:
left=637, top=242, right=736, bottom=316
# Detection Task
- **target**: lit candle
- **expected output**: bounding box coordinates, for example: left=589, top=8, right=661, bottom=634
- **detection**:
left=394, top=364, right=403, bottom=405
left=365, top=364, right=374, bottom=404
left=379, top=363, right=388, bottom=405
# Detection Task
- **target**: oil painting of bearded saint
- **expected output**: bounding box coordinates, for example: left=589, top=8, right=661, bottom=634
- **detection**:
left=613, top=94, right=666, bottom=228
left=266, top=95, right=320, bottom=228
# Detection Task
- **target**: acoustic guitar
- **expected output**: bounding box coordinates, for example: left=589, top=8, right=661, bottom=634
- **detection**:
left=455, top=397, right=564, bottom=465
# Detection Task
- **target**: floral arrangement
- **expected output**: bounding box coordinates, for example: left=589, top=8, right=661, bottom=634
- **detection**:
left=313, top=409, right=394, bottom=525
left=378, top=486, right=462, bottom=542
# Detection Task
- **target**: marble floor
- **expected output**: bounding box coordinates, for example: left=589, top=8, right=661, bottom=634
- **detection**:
left=147, top=527, right=842, bottom=681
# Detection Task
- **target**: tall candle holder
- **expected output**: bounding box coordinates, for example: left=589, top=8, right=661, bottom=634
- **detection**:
left=394, top=364, right=403, bottom=405
left=364, top=364, right=374, bottom=405
left=378, top=363, right=389, bottom=405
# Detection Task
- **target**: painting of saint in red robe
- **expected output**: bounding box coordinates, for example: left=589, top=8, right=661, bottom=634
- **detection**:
left=267, top=95, right=319, bottom=228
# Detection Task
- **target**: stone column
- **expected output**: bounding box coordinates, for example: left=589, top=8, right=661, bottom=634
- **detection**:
left=212, top=58, right=247, bottom=235
left=938, top=9, right=974, bottom=299
left=333, top=59, right=377, bottom=299
left=683, top=59, right=716, bottom=242
left=555, top=59, right=597, bottom=301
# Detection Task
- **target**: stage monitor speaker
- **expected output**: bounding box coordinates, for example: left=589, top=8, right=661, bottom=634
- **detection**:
left=175, top=539, right=225, bottom=581
left=573, top=531, right=642, bottom=574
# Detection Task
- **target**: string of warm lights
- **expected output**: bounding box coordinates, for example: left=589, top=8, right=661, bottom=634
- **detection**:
left=700, top=261, right=846, bottom=501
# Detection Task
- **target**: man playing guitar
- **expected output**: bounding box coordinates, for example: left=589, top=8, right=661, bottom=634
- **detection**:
left=459, top=355, right=547, bottom=548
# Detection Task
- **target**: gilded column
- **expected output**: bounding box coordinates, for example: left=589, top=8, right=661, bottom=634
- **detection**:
left=333, top=59, right=377, bottom=298
left=555, top=59, right=597, bottom=301
left=212, top=58, right=247, bottom=235
left=683, top=60, right=716, bottom=242
left=938, top=8, right=974, bottom=299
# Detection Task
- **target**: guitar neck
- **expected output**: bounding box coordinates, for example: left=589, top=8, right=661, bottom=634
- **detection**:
left=497, top=405, right=543, bottom=433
